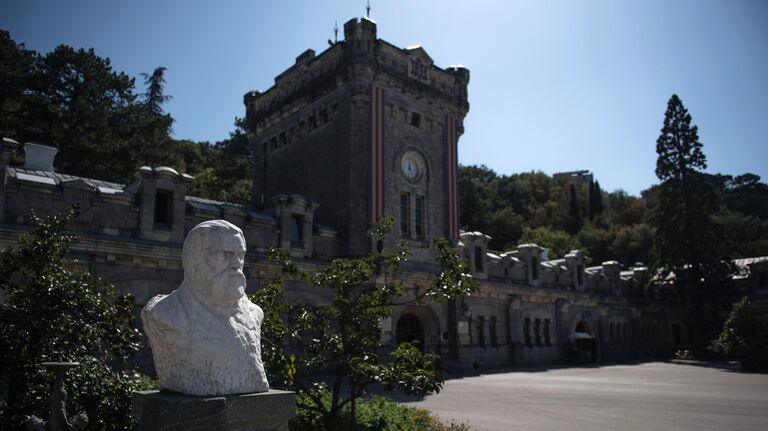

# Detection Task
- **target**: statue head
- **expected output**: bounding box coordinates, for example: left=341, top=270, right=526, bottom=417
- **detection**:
left=181, top=220, right=247, bottom=309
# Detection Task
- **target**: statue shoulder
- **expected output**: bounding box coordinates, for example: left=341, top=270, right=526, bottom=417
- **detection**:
left=142, top=290, right=186, bottom=331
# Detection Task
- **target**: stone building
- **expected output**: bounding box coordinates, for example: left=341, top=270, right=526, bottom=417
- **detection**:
left=1, top=17, right=765, bottom=373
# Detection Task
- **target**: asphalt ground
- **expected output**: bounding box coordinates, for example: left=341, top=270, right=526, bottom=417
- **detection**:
left=398, top=362, right=768, bottom=431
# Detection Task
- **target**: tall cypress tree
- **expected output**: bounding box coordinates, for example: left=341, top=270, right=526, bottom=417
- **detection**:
left=588, top=179, right=604, bottom=219
left=566, top=183, right=582, bottom=234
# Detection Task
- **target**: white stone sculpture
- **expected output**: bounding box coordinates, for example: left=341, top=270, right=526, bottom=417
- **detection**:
left=141, top=220, right=269, bottom=396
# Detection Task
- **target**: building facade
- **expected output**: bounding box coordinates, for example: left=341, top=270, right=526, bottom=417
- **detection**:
left=1, top=18, right=766, bottom=373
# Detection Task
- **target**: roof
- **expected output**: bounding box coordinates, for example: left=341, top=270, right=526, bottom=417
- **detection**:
left=733, top=256, right=768, bottom=267
left=8, top=166, right=274, bottom=222
left=9, top=166, right=126, bottom=191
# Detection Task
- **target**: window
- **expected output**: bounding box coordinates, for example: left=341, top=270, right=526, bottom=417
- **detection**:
left=154, top=190, right=173, bottom=228
left=475, top=246, right=484, bottom=273
left=531, top=257, right=539, bottom=280
left=279, top=132, right=287, bottom=146
left=309, top=115, right=317, bottom=129
left=415, top=195, right=425, bottom=237
left=577, top=265, right=584, bottom=286
left=400, top=192, right=411, bottom=235
left=490, top=316, right=498, bottom=347
left=320, top=108, right=328, bottom=124
left=672, top=324, right=681, bottom=345
left=290, top=214, right=304, bottom=246
left=534, top=318, right=542, bottom=347
left=524, top=318, right=532, bottom=348
left=544, top=319, right=551, bottom=346
left=477, top=316, right=485, bottom=347
left=410, top=112, right=421, bottom=128
left=467, top=316, right=473, bottom=344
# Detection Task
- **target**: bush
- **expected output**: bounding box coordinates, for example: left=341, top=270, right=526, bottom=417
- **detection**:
left=0, top=208, right=143, bottom=429
left=290, top=387, right=471, bottom=431
left=710, top=296, right=768, bottom=371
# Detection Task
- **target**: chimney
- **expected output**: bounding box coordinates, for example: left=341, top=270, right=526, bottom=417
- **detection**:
left=24, top=143, right=57, bottom=172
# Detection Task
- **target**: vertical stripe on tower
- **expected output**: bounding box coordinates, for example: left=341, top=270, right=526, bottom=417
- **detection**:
left=371, top=86, right=384, bottom=224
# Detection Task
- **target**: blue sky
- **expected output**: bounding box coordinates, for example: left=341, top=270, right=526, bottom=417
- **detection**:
left=2, top=0, right=766, bottom=195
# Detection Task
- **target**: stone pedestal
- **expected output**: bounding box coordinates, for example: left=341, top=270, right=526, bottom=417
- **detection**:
left=132, top=390, right=295, bottom=431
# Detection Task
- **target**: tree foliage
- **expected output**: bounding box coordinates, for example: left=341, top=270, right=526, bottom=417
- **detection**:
left=457, top=165, right=653, bottom=265
left=252, top=217, right=477, bottom=430
left=0, top=207, right=146, bottom=430
left=709, top=296, right=768, bottom=371
left=649, top=95, right=734, bottom=306
left=141, top=66, right=172, bottom=116
left=0, top=29, right=253, bottom=204
left=655, top=94, right=707, bottom=182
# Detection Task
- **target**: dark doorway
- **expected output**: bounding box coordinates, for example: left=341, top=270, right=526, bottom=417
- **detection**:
left=396, top=313, right=425, bottom=351
left=569, top=320, right=597, bottom=364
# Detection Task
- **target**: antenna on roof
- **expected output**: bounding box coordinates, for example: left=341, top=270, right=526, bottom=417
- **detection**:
left=334, top=20, right=338, bottom=43
left=365, top=0, right=371, bottom=18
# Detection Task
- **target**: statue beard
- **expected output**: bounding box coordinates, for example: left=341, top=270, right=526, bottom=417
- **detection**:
left=192, top=269, right=246, bottom=310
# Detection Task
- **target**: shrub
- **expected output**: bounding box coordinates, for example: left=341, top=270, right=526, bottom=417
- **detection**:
left=0, top=208, right=143, bottom=429
left=290, top=387, right=471, bottom=431
left=710, top=296, right=768, bottom=371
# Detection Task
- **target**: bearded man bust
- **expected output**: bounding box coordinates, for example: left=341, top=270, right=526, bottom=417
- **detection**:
left=141, top=220, right=269, bottom=396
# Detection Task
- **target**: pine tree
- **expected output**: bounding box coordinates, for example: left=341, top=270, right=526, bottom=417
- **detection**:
left=141, top=66, right=172, bottom=116
left=650, top=95, right=733, bottom=345
left=655, top=94, right=706, bottom=183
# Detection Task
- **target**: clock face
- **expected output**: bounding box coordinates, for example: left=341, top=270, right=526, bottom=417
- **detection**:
left=401, top=156, right=419, bottom=180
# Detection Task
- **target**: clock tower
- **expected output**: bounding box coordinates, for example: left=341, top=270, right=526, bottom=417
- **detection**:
left=244, top=17, right=469, bottom=257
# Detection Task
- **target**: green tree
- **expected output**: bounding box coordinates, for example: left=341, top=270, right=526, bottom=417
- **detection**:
left=521, top=226, right=582, bottom=260
left=34, top=45, right=140, bottom=180
left=252, top=218, right=478, bottom=430
left=650, top=95, right=734, bottom=346
left=458, top=164, right=496, bottom=232
left=710, top=296, right=768, bottom=371
left=588, top=179, right=604, bottom=220
left=565, top=183, right=582, bottom=234
left=655, top=94, right=707, bottom=182
left=0, top=30, right=42, bottom=142
left=486, top=206, right=524, bottom=250
left=0, top=207, right=145, bottom=430
left=141, top=66, right=172, bottom=116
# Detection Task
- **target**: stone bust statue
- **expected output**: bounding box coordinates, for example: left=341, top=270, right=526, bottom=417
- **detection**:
left=141, top=220, right=269, bottom=396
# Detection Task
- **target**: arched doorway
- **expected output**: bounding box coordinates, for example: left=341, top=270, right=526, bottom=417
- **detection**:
left=575, top=320, right=590, bottom=333
left=396, top=313, right=425, bottom=351
left=569, top=320, right=597, bottom=364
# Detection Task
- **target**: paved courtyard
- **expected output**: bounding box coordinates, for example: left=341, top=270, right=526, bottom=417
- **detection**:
left=400, top=362, right=768, bottom=431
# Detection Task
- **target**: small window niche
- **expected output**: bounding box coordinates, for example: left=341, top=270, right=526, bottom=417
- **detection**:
left=410, top=112, right=421, bottom=128
left=154, top=189, right=173, bottom=229
left=524, top=318, right=532, bottom=348
left=474, top=246, right=484, bottom=273
left=531, top=257, right=540, bottom=281
left=290, top=214, right=304, bottom=247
